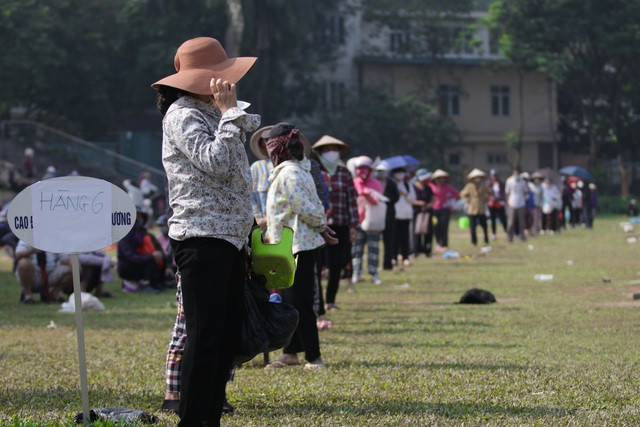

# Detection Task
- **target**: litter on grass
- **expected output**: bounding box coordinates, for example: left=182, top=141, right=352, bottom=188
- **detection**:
left=528, top=245, right=534, bottom=251
left=46, top=320, right=57, bottom=329
left=58, top=292, right=105, bottom=313
left=394, top=283, right=411, bottom=290
left=442, top=250, right=460, bottom=259
left=534, top=274, right=554, bottom=281
left=480, top=247, right=492, bottom=253
left=566, top=260, right=574, bottom=266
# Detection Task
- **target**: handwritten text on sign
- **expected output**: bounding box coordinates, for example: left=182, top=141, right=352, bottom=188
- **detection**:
left=31, top=179, right=113, bottom=252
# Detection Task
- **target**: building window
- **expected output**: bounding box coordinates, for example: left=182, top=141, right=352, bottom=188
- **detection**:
left=389, top=28, right=410, bottom=53
left=487, top=152, right=508, bottom=165
left=314, top=14, right=345, bottom=45
left=439, top=85, right=460, bottom=116
left=446, top=26, right=474, bottom=55
left=488, top=28, right=501, bottom=55
left=491, top=85, right=510, bottom=116
left=319, top=81, right=346, bottom=110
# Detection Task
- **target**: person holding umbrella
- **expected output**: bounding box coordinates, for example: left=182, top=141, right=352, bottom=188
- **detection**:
left=313, top=135, right=358, bottom=312
left=428, top=169, right=459, bottom=252
left=459, top=168, right=491, bottom=246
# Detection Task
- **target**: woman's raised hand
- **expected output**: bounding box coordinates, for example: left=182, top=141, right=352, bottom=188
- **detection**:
left=210, top=78, right=237, bottom=114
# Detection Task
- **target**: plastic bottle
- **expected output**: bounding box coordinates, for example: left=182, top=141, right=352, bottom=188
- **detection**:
left=534, top=274, right=554, bottom=281
left=269, top=293, right=282, bottom=303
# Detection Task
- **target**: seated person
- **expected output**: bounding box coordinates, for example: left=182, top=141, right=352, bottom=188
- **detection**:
left=155, top=214, right=177, bottom=278
left=15, top=240, right=72, bottom=304
left=117, top=209, right=168, bottom=293
left=78, top=251, right=115, bottom=298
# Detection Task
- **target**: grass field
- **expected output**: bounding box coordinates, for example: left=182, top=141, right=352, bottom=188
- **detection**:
left=1, top=215, right=640, bottom=426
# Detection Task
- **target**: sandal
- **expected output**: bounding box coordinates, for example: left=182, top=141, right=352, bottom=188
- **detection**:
left=303, top=360, right=326, bottom=370
left=264, top=357, right=299, bottom=370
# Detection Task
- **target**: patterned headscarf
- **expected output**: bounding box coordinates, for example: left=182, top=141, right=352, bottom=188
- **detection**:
left=266, top=129, right=301, bottom=166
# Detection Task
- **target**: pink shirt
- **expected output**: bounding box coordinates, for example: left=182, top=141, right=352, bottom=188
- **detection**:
left=429, top=182, right=459, bottom=210
left=353, top=176, right=383, bottom=223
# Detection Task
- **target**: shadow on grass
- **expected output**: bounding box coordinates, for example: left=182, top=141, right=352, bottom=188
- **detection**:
left=372, top=341, right=521, bottom=350
left=303, top=360, right=533, bottom=371
left=255, top=400, right=573, bottom=418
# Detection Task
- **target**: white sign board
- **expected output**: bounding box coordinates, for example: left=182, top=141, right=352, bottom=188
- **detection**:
left=8, top=176, right=136, bottom=253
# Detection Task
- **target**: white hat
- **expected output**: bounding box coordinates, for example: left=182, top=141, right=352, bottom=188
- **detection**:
left=354, top=156, right=373, bottom=169
left=430, top=169, right=450, bottom=180
left=312, top=135, right=351, bottom=158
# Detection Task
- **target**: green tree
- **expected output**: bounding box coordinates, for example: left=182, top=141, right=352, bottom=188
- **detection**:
left=486, top=0, right=640, bottom=172
left=312, top=88, right=460, bottom=167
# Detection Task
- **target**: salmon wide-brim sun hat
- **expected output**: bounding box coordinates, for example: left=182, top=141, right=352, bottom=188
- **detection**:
left=249, top=125, right=311, bottom=160
left=151, top=37, right=257, bottom=96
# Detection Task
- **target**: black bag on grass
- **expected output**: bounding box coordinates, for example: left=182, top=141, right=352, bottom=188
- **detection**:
left=459, top=288, right=496, bottom=304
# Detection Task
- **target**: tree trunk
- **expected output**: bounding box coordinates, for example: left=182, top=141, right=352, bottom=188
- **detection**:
left=620, top=162, right=630, bottom=198
left=224, top=0, right=244, bottom=57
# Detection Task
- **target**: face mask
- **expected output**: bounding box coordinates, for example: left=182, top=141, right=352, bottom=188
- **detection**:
left=322, top=151, right=340, bottom=162
left=393, top=172, right=406, bottom=181
left=515, top=175, right=521, bottom=181
left=358, top=171, right=370, bottom=180
left=473, top=178, right=482, bottom=184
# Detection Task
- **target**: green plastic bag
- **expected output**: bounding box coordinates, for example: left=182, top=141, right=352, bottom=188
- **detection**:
left=251, top=227, right=296, bottom=289
left=458, top=216, right=470, bottom=230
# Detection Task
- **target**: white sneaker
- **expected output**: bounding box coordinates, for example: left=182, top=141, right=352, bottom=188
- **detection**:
left=370, top=274, right=382, bottom=285
left=351, top=273, right=362, bottom=284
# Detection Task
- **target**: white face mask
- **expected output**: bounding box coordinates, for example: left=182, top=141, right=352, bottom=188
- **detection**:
left=393, top=172, right=406, bottom=181
left=322, top=151, right=340, bottom=162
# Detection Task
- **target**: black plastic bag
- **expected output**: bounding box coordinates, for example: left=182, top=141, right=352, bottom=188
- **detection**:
left=258, top=299, right=299, bottom=351
left=459, top=288, right=496, bottom=304
left=233, top=277, right=270, bottom=364
left=75, top=408, right=157, bottom=424
left=233, top=274, right=299, bottom=364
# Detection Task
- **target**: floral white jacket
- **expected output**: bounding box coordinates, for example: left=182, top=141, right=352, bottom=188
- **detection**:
left=266, top=159, right=326, bottom=254
left=162, top=95, right=260, bottom=249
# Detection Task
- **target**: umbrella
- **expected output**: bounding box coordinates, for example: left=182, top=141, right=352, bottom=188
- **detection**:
left=559, top=165, right=594, bottom=182
left=379, top=155, right=420, bottom=172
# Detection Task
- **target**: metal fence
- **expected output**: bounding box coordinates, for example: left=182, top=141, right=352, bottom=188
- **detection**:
left=0, top=119, right=165, bottom=190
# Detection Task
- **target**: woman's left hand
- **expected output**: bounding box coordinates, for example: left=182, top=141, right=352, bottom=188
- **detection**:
left=210, top=78, right=237, bottom=114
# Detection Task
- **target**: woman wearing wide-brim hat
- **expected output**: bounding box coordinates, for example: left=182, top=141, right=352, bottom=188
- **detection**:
left=427, top=169, right=459, bottom=252
left=459, top=168, right=491, bottom=246
left=152, top=37, right=259, bottom=426
left=312, top=135, right=357, bottom=312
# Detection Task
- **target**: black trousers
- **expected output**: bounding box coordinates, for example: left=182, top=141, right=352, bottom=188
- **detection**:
left=542, top=209, right=558, bottom=231
left=324, top=225, right=350, bottom=305
left=382, top=220, right=396, bottom=269
left=434, top=209, right=451, bottom=247
left=469, top=214, right=489, bottom=245
left=118, top=258, right=162, bottom=285
left=394, top=219, right=411, bottom=260
left=170, top=237, right=244, bottom=427
left=282, top=249, right=321, bottom=362
left=489, top=206, right=507, bottom=235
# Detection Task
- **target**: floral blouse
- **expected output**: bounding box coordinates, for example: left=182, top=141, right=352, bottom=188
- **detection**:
left=266, top=159, right=326, bottom=254
left=162, top=96, right=260, bottom=250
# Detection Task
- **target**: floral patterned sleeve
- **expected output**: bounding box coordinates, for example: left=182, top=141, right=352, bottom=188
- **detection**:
left=165, top=107, right=259, bottom=175
left=283, top=172, right=326, bottom=232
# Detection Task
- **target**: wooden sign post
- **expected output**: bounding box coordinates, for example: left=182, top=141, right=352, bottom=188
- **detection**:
left=8, top=176, right=137, bottom=425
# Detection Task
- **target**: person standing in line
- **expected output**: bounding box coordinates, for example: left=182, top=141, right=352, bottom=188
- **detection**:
left=541, top=177, right=561, bottom=234
left=351, top=156, right=385, bottom=287
left=487, top=169, right=507, bottom=240
left=262, top=122, right=338, bottom=370
left=528, top=172, right=544, bottom=236
left=152, top=37, right=259, bottom=426
left=392, top=167, right=425, bottom=268
left=504, top=167, right=529, bottom=242
left=459, top=168, right=491, bottom=246
left=428, top=169, right=459, bottom=252
left=313, top=135, right=358, bottom=312
left=580, top=180, right=593, bottom=229
left=376, top=163, right=400, bottom=270
left=412, top=169, right=434, bottom=257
